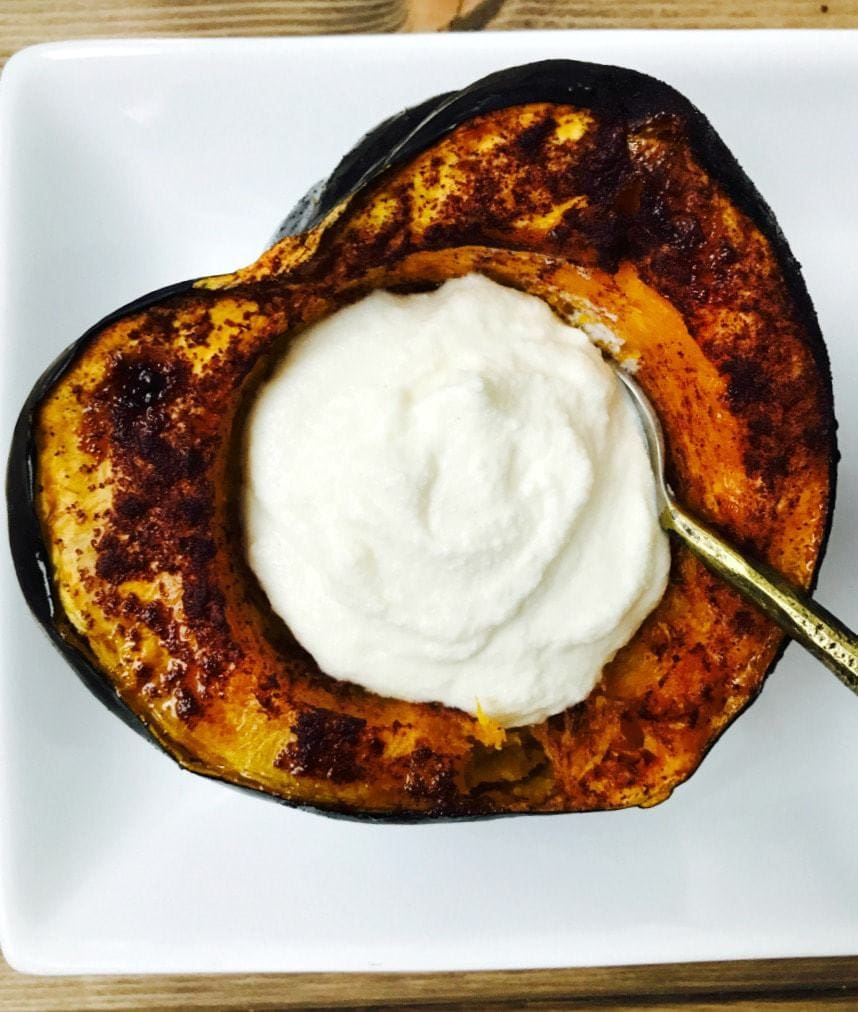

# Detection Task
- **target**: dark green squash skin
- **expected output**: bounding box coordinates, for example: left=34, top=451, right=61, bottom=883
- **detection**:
left=5, top=60, right=837, bottom=820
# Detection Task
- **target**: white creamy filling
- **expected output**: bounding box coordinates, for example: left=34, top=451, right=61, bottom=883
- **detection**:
left=244, top=274, right=670, bottom=727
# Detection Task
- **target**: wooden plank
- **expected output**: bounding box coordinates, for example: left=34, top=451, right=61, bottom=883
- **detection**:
left=2, top=0, right=857, bottom=67
left=2, top=953, right=858, bottom=1010
left=0, top=0, right=408, bottom=66
left=471, top=0, right=857, bottom=29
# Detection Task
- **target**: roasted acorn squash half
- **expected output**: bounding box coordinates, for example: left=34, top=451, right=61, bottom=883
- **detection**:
left=8, top=61, right=836, bottom=819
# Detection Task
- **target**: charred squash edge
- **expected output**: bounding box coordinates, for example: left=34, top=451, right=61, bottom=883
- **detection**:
left=6, top=59, right=838, bottom=821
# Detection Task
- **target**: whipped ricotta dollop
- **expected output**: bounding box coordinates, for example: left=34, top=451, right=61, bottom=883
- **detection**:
left=244, top=274, right=670, bottom=727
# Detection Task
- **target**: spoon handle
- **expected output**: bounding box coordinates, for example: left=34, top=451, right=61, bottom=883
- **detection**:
left=664, top=501, right=858, bottom=694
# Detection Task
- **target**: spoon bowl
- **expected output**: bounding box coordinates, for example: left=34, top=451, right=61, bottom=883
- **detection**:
left=610, top=359, right=858, bottom=694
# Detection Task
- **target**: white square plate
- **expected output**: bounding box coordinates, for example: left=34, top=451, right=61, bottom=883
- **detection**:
left=1, top=32, right=857, bottom=976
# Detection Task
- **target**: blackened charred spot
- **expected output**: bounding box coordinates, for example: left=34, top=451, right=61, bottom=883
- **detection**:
left=562, top=202, right=625, bottom=272
left=133, top=661, right=154, bottom=687
left=170, top=494, right=214, bottom=526
left=346, top=189, right=416, bottom=269
left=577, top=120, right=629, bottom=198
left=200, top=653, right=226, bottom=683
left=180, top=311, right=218, bottom=348
left=114, top=493, right=148, bottom=521
left=543, top=121, right=632, bottom=269
left=720, top=357, right=772, bottom=411
left=689, top=642, right=712, bottom=675
left=546, top=220, right=571, bottom=244
left=802, top=420, right=833, bottom=452
left=118, top=434, right=209, bottom=494
left=619, top=714, right=645, bottom=750
left=255, top=672, right=282, bottom=716
left=256, top=693, right=279, bottom=716
left=613, top=174, right=644, bottom=218
left=651, top=639, right=670, bottom=661
left=94, top=532, right=147, bottom=583
left=671, top=213, right=705, bottom=250
left=713, top=238, right=741, bottom=267
left=174, top=685, right=199, bottom=722
left=641, top=112, right=686, bottom=145
left=119, top=591, right=141, bottom=616
left=179, top=534, right=217, bottom=565
left=422, top=219, right=488, bottom=252
left=420, top=153, right=446, bottom=191
left=136, top=433, right=182, bottom=475
left=274, top=706, right=366, bottom=783
left=751, top=449, right=791, bottom=490
left=93, top=534, right=127, bottom=582
left=748, top=415, right=774, bottom=439
left=119, top=361, right=168, bottom=409
left=100, top=354, right=188, bottom=431
left=183, top=576, right=226, bottom=627
left=182, top=447, right=207, bottom=480
left=404, top=745, right=457, bottom=804
left=733, top=609, right=756, bottom=636
left=646, top=246, right=694, bottom=293
left=384, top=281, right=443, bottom=297
left=84, top=347, right=214, bottom=513
left=143, top=304, right=182, bottom=346
left=515, top=114, right=557, bottom=155
left=566, top=700, right=589, bottom=734
left=369, top=737, right=385, bottom=757
left=628, top=169, right=706, bottom=261
left=137, top=599, right=171, bottom=638
left=547, top=711, right=567, bottom=733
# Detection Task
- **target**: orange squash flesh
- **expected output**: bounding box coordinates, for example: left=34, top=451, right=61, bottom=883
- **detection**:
left=23, top=87, right=834, bottom=818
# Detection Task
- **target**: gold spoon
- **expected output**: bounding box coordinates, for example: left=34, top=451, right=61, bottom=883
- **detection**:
left=613, top=363, right=858, bottom=693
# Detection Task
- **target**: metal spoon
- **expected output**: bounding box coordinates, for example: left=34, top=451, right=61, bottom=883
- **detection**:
left=613, top=363, right=858, bottom=694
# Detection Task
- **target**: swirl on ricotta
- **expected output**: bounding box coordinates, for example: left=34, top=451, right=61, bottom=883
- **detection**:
left=244, top=274, right=670, bottom=727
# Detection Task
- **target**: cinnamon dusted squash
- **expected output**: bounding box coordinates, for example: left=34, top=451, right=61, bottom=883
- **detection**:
left=8, top=61, right=836, bottom=818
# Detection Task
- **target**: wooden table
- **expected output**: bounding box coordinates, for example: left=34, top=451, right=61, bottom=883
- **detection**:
left=2, top=1, right=857, bottom=1008
left=2, top=0, right=858, bottom=63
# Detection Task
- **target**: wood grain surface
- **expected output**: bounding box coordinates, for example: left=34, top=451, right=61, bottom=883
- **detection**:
left=2, top=0, right=858, bottom=1008
left=1, top=0, right=857, bottom=65
left=2, top=956, right=858, bottom=1010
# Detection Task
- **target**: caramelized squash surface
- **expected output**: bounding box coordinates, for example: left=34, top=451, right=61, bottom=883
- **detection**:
left=13, top=63, right=835, bottom=817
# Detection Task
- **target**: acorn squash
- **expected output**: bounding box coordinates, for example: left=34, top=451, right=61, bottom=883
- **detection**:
left=7, top=61, right=836, bottom=819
